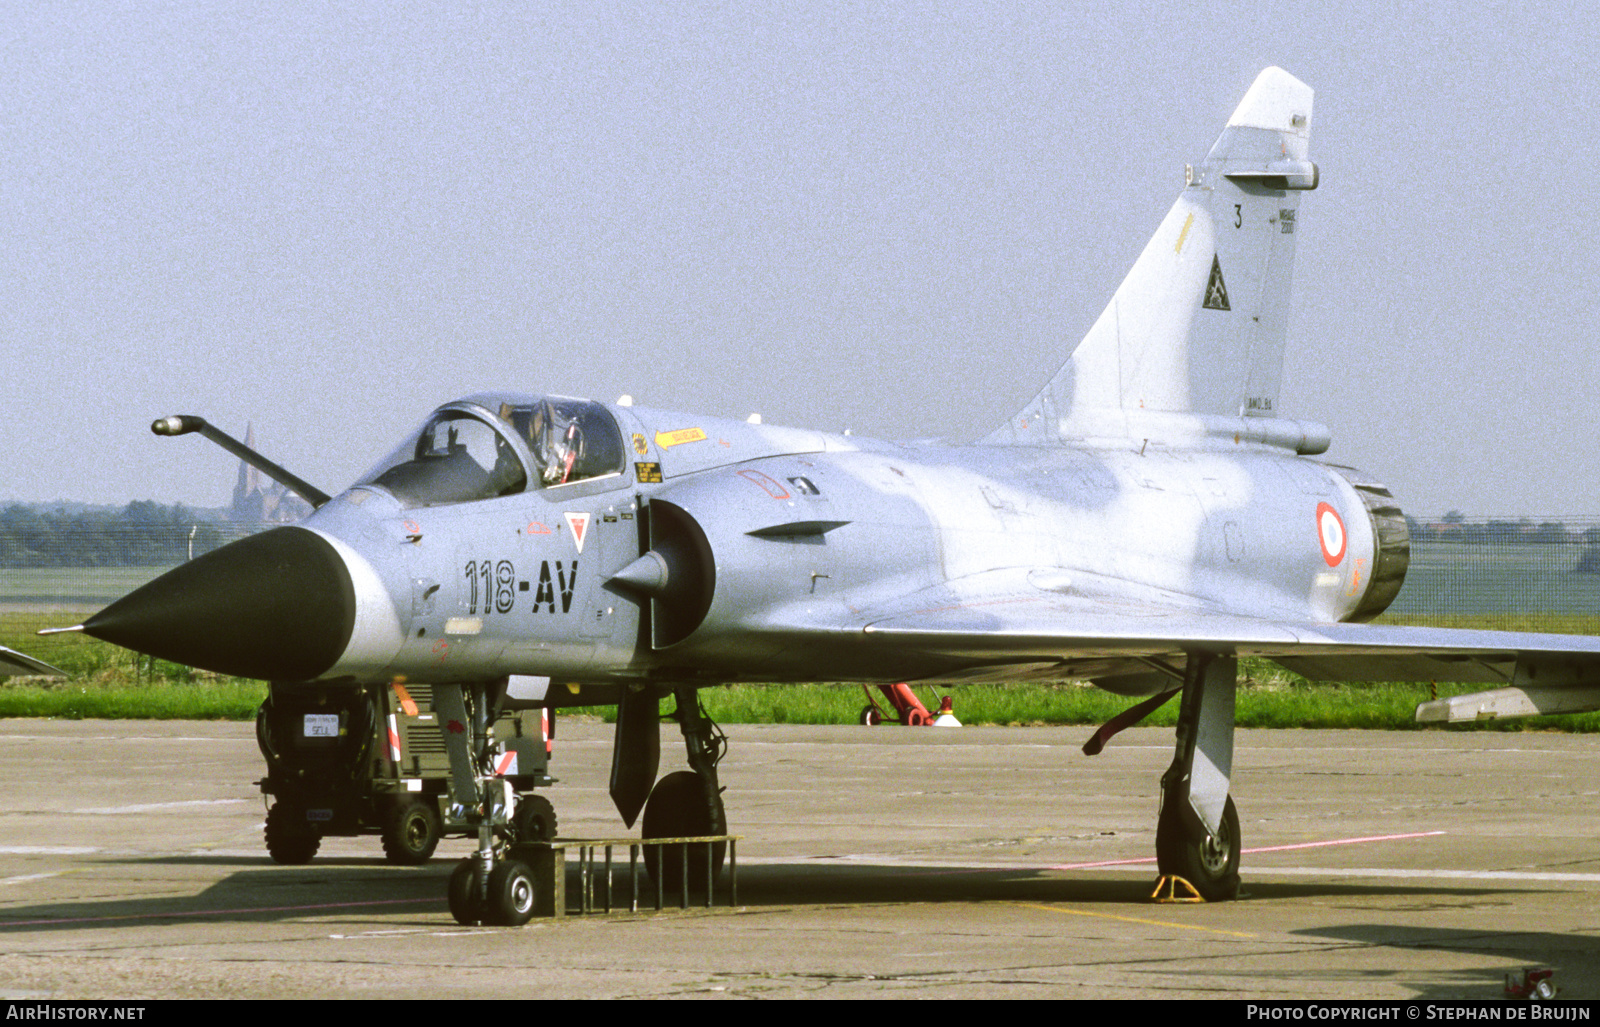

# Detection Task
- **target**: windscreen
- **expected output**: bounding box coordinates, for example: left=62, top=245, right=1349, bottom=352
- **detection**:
left=359, top=410, right=527, bottom=508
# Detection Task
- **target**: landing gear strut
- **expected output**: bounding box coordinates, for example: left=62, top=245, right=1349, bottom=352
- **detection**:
left=1154, top=653, right=1241, bottom=901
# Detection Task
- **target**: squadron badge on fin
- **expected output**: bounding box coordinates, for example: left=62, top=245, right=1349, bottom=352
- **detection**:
left=1203, top=254, right=1231, bottom=311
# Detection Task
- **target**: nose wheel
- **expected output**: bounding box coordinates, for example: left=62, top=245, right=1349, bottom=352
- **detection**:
left=450, top=856, right=539, bottom=927
left=447, top=838, right=544, bottom=927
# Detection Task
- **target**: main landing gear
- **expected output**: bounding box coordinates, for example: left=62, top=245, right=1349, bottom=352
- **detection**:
left=642, top=689, right=728, bottom=890
left=1153, top=653, right=1241, bottom=901
left=607, top=682, right=729, bottom=892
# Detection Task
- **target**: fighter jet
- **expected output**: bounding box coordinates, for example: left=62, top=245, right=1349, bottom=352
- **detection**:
left=51, top=68, right=1600, bottom=924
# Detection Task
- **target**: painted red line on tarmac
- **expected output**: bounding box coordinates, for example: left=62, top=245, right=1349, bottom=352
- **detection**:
left=1045, top=855, right=1159, bottom=870
left=1241, top=830, right=1445, bottom=855
left=891, top=829, right=1449, bottom=877
left=2, top=896, right=440, bottom=927
left=1045, top=830, right=1445, bottom=871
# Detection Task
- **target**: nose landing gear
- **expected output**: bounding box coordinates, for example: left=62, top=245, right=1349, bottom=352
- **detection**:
left=431, top=681, right=557, bottom=927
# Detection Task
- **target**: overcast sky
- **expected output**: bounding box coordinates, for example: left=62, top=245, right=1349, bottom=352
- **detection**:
left=4, top=2, right=1597, bottom=517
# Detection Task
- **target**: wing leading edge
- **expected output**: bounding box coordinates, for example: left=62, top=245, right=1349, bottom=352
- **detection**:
left=0, top=645, right=65, bottom=678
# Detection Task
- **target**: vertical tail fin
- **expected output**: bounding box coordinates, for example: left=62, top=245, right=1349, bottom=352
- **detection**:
left=990, top=68, right=1328, bottom=454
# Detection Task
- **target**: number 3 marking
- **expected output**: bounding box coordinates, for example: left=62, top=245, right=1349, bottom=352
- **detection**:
left=1234, top=204, right=1242, bottom=228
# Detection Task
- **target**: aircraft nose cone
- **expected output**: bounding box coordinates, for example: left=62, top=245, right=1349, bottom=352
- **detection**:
left=83, top=527, right=356, bottom=681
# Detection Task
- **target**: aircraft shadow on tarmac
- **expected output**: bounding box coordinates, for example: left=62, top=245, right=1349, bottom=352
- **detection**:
left=728, top=865, right=1567, bottom=912
left=1291, top=924, right=1598, bottom=1001
left=0, top=856, right=1563, bottom=934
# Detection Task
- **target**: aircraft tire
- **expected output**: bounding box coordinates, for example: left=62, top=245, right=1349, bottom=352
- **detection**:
left=447, top=858, right=485, bottom=926
left=1155, top=794, right=1240, bottom=901
left=381, top=798, right=441, bottom=865
left=510, top=793, right=558, bottom=844
left=486, top=859, right=538, bottom=927
left=641, top=770, right=726, bottom=893
left=264, top=801, right=320, bottom=865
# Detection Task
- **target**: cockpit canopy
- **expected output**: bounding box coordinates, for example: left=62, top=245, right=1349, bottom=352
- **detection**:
left=356, top=394, right=626, bottom=508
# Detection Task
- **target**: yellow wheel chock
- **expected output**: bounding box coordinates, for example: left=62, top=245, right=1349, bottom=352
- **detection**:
left=1151, top=875, right=1205, bottom=903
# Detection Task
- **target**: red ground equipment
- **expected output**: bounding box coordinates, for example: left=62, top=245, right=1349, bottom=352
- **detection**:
left=1504, top=969, right=1557, bottom=999
left=858, top=683, right=951, bottom=726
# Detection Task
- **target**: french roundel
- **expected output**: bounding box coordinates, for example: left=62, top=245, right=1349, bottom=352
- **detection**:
left=1316, top=502, right=1346, bottom=567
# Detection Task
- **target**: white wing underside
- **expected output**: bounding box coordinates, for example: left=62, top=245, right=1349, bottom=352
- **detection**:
left=834, top=568, right=1600, bottom=688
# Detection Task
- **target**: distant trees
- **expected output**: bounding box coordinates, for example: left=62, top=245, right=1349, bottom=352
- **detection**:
left=0, top=502, right=234, bottom=567
left=1411, top=515, right=1585, bottom=545
left=1578, top=527, right=1600, bottom=575
left=1401, top=513, right=1600, bottom=574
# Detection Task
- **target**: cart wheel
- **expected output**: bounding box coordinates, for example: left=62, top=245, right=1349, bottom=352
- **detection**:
left=381, top=798, right=441, bottom=865
left=486, top=859, right=538, bottom=926
left=859, top=705, right=881, bottom=726
left=447, top=858, right=485, bottom=926
left=264, top=801, right=320, bottom=865
left=905, top=708, right=929, bottom=727
left=511, top=793, right=558, bottom=844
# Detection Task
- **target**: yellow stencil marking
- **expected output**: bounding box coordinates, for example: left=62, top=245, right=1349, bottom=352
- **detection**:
left=655, top=427, right=707, bottom=448
left=1174, top=213, right=1194, bottom=253
left=1009, top=901, right=1257, bottom=939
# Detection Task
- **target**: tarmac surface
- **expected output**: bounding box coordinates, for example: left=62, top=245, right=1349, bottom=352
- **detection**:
left=0, top=717, right=1596, bottom=1000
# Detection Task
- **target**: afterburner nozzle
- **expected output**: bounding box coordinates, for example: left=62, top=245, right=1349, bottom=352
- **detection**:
left=82, top=527, right=357, bottom=681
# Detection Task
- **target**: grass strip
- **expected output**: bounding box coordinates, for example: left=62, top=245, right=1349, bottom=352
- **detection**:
left=4, top=614, right=1598, bottom=730
left=7, top=674, right=1592, bottom=732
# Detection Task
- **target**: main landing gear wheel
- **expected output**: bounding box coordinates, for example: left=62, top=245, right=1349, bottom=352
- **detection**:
left=1155, top=795, right=1241, bottom=902
left=381, top=798, right=442, bottom=865
left=264, top=801, right=320, bottom=865
left=641, top=770, right=726, bottom=892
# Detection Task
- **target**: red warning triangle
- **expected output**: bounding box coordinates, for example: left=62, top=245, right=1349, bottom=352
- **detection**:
left=564, top=512, right=590, bottom=554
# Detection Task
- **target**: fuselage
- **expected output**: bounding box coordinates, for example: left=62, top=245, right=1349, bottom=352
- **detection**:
left=80, top=392, right=1407, bottom=693
left=295, top=393, right=1404, bottom=688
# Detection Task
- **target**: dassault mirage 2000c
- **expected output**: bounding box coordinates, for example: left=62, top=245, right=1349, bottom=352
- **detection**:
left=54, top=67, right=1600, bottom=925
